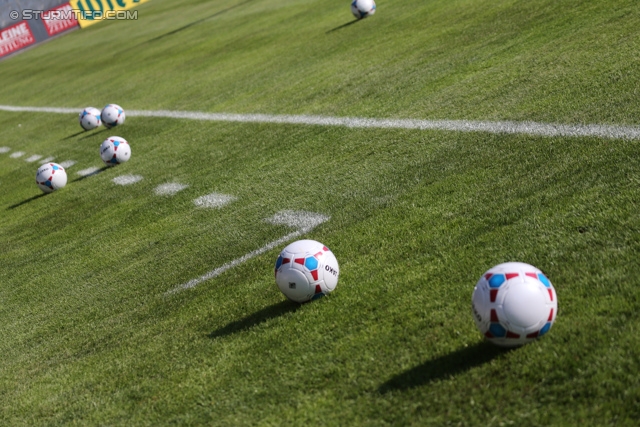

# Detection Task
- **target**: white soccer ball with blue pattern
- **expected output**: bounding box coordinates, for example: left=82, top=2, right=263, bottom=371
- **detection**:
left=100, top=136, right=131, bottom=166
left=36, top=162, right=67, bottom=193
left=472, top=262, right=558, bottom=347
left=275, top=240, right=340, bottom=303
left=101, top=104, right=125, bottom=129
left=351, top=0, right=376, bottom=19
left=78, top=107, right=101, bottom=131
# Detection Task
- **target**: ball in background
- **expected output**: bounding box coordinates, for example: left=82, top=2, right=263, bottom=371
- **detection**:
left=472, top=262, right=558, bottom=347
left=78, top=107, right=101, bottom=131
left=275, top=240, right=340, bottom=303
left=101, top=104, right=126, bottom=129
left=36, top=162, right=67, bottom=193
left=100, top=136, right=131, bottom=166
left=351, top=0, right=376, bottom=19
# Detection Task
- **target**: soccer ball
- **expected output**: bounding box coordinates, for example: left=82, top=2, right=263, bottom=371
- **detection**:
left=351, top=0, right=376, bottom=19
left=36, top=162, right=67, bottom=193
left=78, top=107, right=101, bottom=131
left=274, top=240, right=340, bottom=303
left=471, top=262, right=557, bottom=347
left=100, top=136, right=131, bottom=166
left=101, top=104, right=125, bottom=129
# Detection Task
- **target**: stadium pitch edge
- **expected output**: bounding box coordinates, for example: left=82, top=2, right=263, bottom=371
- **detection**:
left=1, top=105, right=640, bottom=140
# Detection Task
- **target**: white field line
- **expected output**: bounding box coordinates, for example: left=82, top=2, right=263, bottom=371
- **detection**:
left=167, top=210, right=330, bottom=294
left=25, top=154, right=43, bottom=163
left=59, top=160, right=76, bottom=168
left=194, top=192, right=236, bottom=208
left=1, top=105, right=640, bottom=140
left=113, top=174, right=143, bottom=185
left=166, top=228, right=305, bottom=295
left=77, top=166, right=101, bottom=176
left=155, top=182, right=189, bottom=196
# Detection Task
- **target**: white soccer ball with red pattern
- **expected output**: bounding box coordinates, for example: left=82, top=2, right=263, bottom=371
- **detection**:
left=101, top=104, right=125, bottom=129
left=472, top=262, right=558, bottom=347
left=274, top=240, right=340, bottom=303
left=100, top=136, right=131, bottom=166
left=36, top=162, right=67, bottom=193
left=351, top=0, right=376, bottom=19
left=78, top=107, right=101, bottom=131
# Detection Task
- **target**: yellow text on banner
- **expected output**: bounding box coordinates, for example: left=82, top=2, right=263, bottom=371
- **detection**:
left=70, top=0, right=151, bottom=28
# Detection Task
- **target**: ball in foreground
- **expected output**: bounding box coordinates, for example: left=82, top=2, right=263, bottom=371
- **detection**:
left=100, top=136, right=131, bottom=166
left=36, top=162, right=67, bottom=193
left=275, top=240, right=339, bottom=303
left=472, top=262, right=557, bottom=347
left=351, top=0, right=376, bottom=19
left=101, top=104, right=125, bottom=129
left=78, top=107, right=101, bottom=131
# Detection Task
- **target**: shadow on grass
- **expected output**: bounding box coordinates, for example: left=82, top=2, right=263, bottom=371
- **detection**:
left=63, top=130, right=86, bottom=140
left=71, top=166, right=110, bottom=183
left=209, top=300, right=299, bottom=339
left=79, top=128, right=109, bottom=140
left=378, top=341, right=510, bottom=393
left=326, top=19, right=361, bottom=34
left=7, top=192, right=47, bottom=209
left=122, top=0, right=255, bottom=54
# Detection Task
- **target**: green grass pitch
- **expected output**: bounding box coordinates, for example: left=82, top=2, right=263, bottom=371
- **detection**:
left=1, top=0, right=639, bottom=425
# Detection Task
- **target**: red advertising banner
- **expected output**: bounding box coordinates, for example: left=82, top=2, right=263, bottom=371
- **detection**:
left=42, top=3, right=79, bottom=37
left=0, top=21, right=36, bottom=57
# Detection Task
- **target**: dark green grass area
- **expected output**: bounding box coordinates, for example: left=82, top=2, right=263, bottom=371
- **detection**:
left=1, top=0, right=640, bottom=425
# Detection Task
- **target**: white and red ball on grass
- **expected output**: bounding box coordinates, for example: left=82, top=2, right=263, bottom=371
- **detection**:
left=351, top=0, right=376, bottom=19
left=101, top=104, right=125, bottom=129
left=472, top=262, right=558, bottom=347
left=36, top=162, right=67, bottom=193
left=275, top=240, right=340, bottom=303
left=100, top=136, right=131, bottom=166
left=78, top=107, right=101, bottom=131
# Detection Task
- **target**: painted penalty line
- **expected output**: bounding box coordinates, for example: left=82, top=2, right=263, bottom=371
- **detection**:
left=1, top=105, right=640, bottom=140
